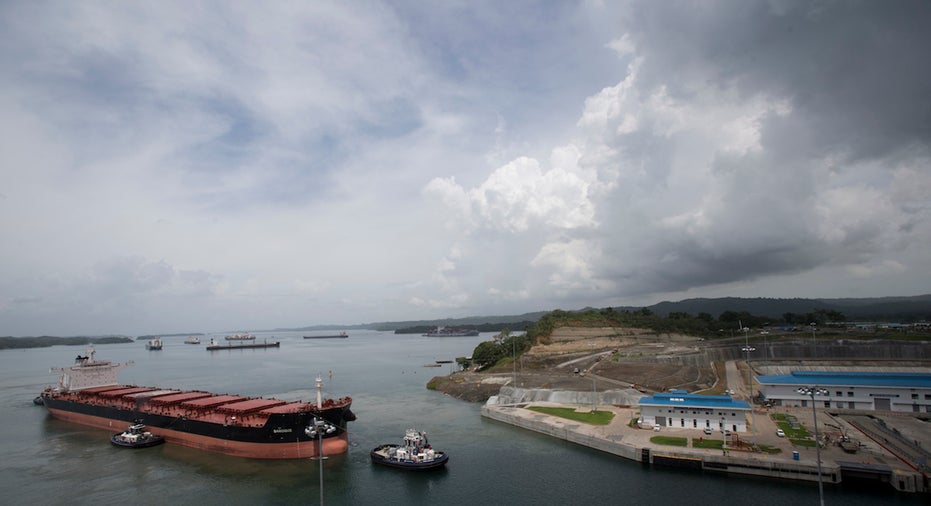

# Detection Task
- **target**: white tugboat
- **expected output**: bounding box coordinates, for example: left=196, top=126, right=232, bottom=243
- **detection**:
left=111, top=421, right=165, bottom=449
left=370, top=429, right=448, bottom=470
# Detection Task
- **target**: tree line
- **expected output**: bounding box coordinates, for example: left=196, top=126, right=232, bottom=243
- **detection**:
left=0, top=336, right=134, bottom=350
left=461, top=306, right=849, bottom=370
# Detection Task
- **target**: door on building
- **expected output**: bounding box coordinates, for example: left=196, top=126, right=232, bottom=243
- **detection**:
left=874, top=398, right=891, bottom=411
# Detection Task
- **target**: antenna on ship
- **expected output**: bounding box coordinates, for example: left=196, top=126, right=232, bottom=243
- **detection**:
left=315, top=374, right=323, bottom=408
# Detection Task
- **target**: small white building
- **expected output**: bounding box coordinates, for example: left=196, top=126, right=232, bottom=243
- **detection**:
left=756, top=371, right=931, bottom=413
left=638, top=390, right=751, bottom=433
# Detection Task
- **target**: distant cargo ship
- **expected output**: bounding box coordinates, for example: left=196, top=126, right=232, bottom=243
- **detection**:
left=38, top=347, right=355, bottom=459
left=206, top=338, right=280, bottom=351
left=423, top=326, right=479, bottom=337
left=225, top=333, right=256, bottom=341
left=304, top=332, right=349, bottom=339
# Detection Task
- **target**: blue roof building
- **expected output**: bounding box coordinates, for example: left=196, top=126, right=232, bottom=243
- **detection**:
left=638, top=390, right=751, bottom=433
left=756, top=371, right=931, bottom=413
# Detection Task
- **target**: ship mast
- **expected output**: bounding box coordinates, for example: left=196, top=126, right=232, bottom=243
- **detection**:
left=315, top=374, right=323, bottom=408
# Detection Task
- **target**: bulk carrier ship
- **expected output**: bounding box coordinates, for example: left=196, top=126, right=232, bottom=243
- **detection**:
left=38, top=346, right=355, bottom=459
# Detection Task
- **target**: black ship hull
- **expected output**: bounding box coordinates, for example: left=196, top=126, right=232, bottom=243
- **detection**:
left=42, top=394, right=355, bottom=459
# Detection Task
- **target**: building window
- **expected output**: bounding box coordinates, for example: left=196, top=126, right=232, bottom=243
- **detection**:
left=824, top=401, right=830, bottom=408
left=847, top=392, right=854, bottom=397
left=836, top=402, right=844, bottom=409
left=836, top=391, right=842, bottom=397
left=911, top=393, right=919, bottom=400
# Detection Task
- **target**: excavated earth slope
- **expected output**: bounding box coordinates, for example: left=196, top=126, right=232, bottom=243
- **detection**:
left=431, top=325, right=715, bottom=402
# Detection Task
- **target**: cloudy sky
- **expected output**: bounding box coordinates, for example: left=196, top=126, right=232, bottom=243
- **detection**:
left=2, top=1, right=929, bottom=336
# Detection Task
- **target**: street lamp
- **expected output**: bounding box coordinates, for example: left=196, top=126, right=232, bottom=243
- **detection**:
left=512, top=338, right=517, bottom=387
left=306, top=416, right=336, bottom=505
left=740, top=325, right=756, bottom=400
left=741, top=330, right=757, bottom=445
left=591, top=373, right=597, bottom=413
left=810, top=322, right=817, bottom=349
left=797, top=386, right=829, bottom=506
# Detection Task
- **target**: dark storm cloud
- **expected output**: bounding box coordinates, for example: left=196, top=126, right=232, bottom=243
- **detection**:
left=564, top=0, right=931, bottom=300
left=623, top=0, right=931, bottom=162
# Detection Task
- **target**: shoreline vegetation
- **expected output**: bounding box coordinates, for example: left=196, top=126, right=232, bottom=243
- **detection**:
left=0, top=336, right=134, bottom=350
left=4, top=294, right=928, bottom=350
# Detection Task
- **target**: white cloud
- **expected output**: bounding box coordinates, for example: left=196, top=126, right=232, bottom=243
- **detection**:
left=2, top=1, right=930, bottom=335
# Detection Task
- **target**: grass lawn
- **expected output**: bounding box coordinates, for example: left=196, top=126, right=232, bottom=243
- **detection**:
left=692, top=438, right=724, bottom=449
left=757, top=444, right=783, bottom=454
left=526, top=406, right=615, bottom=425
left=771, top=413, right=810, bottom=438
left=650, top=436, right=688, bottom=447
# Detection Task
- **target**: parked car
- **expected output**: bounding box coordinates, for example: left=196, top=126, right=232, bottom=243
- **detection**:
left=703, top=427, right=713, bottom=435
left=776, top=429, right=786, bottom=437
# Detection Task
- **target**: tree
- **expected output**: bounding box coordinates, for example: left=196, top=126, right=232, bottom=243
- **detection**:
left=493, top=329, right=510, bottom=344
left=472, top=341, right=504, bottom=370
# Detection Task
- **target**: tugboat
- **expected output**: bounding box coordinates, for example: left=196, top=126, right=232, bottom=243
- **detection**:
left=370, top=429, right=448, bottom=470
left=111, top=422, right=165, bottom=449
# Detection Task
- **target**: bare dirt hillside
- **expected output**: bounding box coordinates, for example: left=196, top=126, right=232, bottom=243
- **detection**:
left=430, top=325, right=715, bottom=401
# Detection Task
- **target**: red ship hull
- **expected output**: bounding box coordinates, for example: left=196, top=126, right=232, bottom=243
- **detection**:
left=46, top=406, right=349, bottom=459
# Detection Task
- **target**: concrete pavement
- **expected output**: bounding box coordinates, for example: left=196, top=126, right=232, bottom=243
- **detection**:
left=481, top=400, right=927, bottom=493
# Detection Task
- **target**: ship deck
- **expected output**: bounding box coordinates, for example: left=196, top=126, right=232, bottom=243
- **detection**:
left=51, top=384, right=351, bottom=427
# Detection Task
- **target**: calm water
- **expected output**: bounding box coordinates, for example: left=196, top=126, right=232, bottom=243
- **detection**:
left=0, top=330, right=923, bottom=505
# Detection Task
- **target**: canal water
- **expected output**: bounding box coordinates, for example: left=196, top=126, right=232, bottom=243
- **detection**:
left=0, top=330, right=923, bottom=505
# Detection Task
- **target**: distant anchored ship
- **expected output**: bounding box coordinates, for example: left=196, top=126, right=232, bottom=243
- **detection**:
left=423, top=326, right=479, bottom=337
left=225, top=333, right=256, bottom=341
left=304, top=332, right=349, bottom=339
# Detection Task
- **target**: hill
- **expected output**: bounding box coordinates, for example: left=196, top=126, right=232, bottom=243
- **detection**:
left=640, top=294, right=931, bottom=321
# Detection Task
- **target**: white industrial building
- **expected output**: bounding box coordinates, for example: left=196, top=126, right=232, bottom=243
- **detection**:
left=756, top=371, right=931, bottom=413
left=638, top=390, right=751, bottom=433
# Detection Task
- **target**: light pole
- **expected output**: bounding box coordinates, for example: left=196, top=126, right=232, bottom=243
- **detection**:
left=512, top=337, right=517, bottom=387
left=741, top=326, right=756, bottom=402
left=591, top=374, right=597, bottom=413
left=306, top=374, right=337, bottom=506
left=306, top=416, right=336, bottom=505
left=797, top=386, right=829, bottom=506
left=810, top=322, right=817, bottom=350
left=741, top=334, right=756, bottom=445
